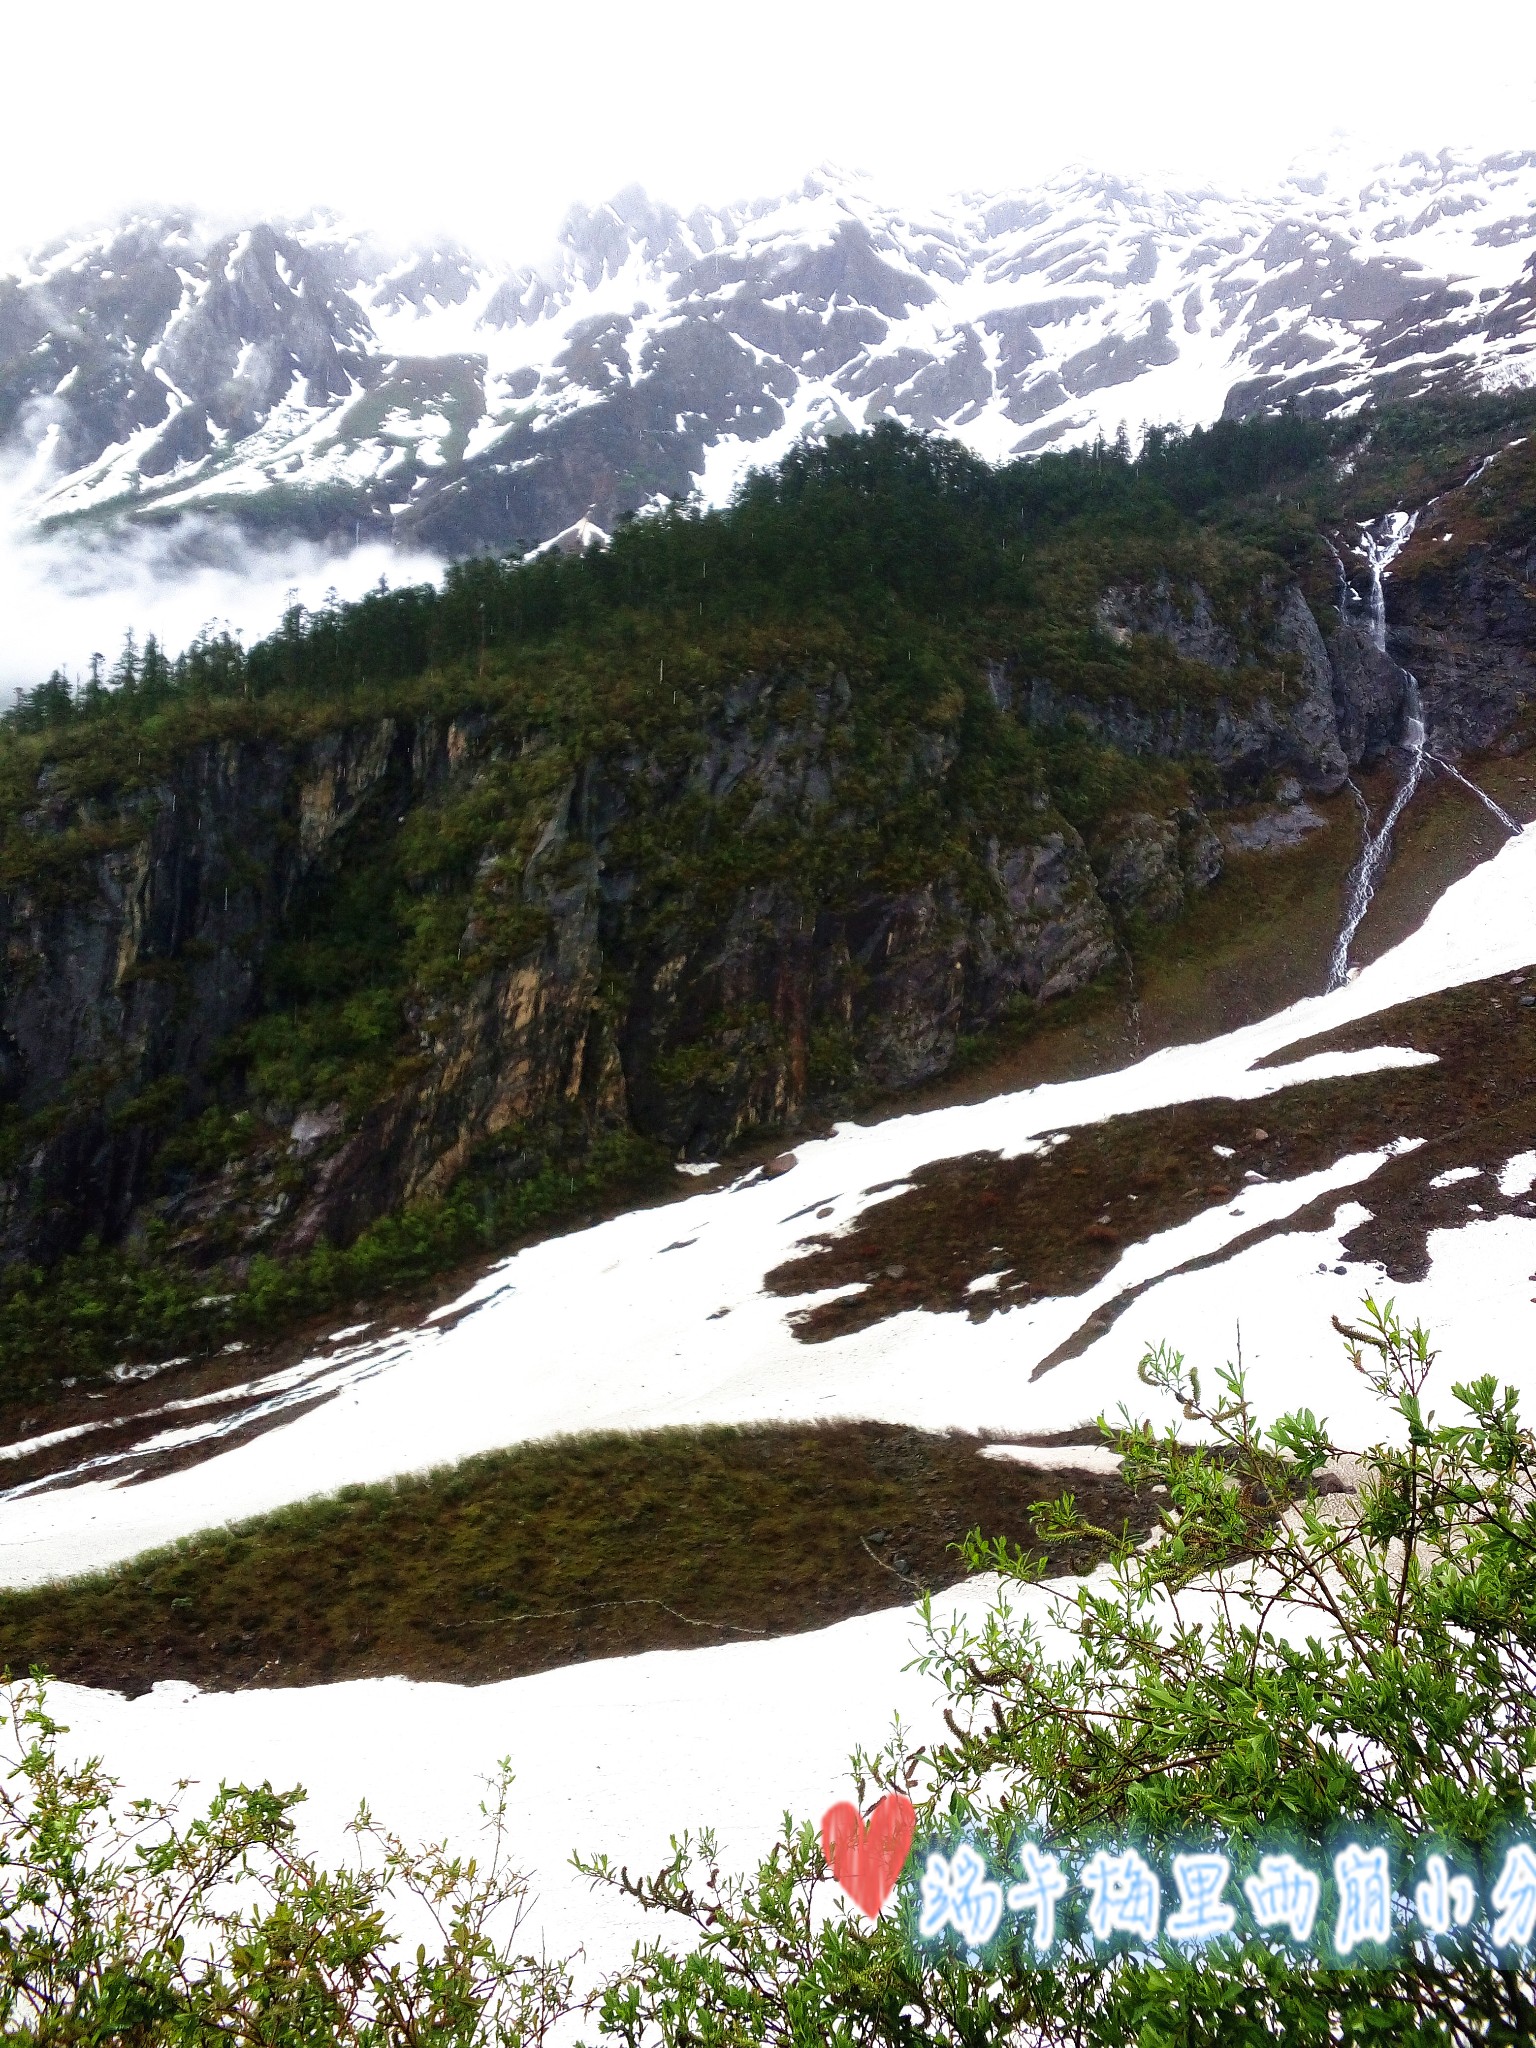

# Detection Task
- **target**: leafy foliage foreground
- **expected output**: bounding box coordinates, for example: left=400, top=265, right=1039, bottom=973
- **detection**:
left=0, top=1693, right=571, bottom=2045
left=584, top=1307, right=1536, bottom=2044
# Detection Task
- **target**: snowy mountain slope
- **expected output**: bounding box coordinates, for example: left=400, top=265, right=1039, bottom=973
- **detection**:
left=12, top=763, right=1536, bottom=1998
left=42, top=1575, right=1005, bottom=1987
left=5, top=149, right=1536, bottom=562
left=3, top=813, right=1534, bottom=1591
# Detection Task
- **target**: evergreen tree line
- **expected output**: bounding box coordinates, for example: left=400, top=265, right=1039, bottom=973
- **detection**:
left=3, top=414, right=1340, bottom=736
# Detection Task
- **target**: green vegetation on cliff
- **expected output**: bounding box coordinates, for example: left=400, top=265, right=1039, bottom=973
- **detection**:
left=0, top=396, right=1531, bottom=1399
left=8, top=410, right=1329, bottom=733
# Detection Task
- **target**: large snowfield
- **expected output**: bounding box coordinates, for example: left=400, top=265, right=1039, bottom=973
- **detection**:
left=12, top=818, right=1536, bottom=1986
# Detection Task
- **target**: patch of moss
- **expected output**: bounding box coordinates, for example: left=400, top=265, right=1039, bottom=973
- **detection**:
left=0, top=1421, right=1160, bottom=1692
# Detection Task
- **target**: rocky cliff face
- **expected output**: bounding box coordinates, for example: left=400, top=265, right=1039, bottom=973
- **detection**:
left=2, top=538, right=1527, bottom=1284
left=1325, top=618, right=1409, bottom=764
left=1389, top=547, right=1536, bottom=756
left=0, top=712, right=620, bottom=1272
left=1334, top=439, right=1536, bottom=759
left=0, top=720, right=418, bottom=1265
left=0, top=651, right=1203, bottom=1275
left=1075, top=580, right=1351, bottom=793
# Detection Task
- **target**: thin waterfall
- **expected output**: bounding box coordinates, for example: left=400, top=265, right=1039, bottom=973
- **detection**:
left=1324, top=448, right=1525, bottom=989
left=1361, top=510, right=1417, bottom=652
left=1325, top=513, right=1424, bottom=992
left=1326, top=675, right=1426, bottom=990
left=1402, top=455, right=1522, bottom=840
left=1429, top=753, right=1523, bottom=836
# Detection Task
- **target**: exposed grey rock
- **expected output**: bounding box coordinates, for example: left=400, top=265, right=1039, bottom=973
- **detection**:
left=1096, top=582, right=1240, bottom=671
left=1092, top=812, right=1186, bottom=920
left=1091, top=809, right=1225, bottom=921
left=1040, top=581, right=1348, bottom=795
left=1388, top=542, right=1536, bottom=756
left=1061, top=299, right=1179, bottom=397
left=1328, top=617, right=1408, bottom=764
left=290, top=1105, right=343, bottom=1154
left=970, top=831, right=1120, bottom=1007
left=1269, top=586, right=1352, bottom=793
left=1221, top=802, right=1329, bottom=852
left=1181, top=810, right=1227, bottom=889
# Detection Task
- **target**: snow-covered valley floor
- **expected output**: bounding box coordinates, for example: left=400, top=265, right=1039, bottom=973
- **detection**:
left=11, top=818, right=1536, bottom=1986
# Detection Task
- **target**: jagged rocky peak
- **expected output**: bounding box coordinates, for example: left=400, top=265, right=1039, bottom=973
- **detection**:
left=155, top=224, right=371, bottom=419
left=3, top=149, right=1535, bottom=557
left=559, top=184, right=690, bottom=283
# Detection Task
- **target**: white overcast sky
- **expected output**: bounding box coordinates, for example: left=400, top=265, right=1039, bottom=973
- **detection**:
left=3, top=0, right=1535, bottom=264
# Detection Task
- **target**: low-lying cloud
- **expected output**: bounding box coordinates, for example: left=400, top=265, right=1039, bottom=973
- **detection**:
left=0, top=513, right=447, bottom=698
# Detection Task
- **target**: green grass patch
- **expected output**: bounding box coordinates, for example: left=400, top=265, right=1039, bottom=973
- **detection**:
left=0, top=1421, right=1157, bottom=1693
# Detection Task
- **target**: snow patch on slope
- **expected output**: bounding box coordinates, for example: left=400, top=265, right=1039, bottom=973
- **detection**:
left=3, top=814, right=1535, bottom=1587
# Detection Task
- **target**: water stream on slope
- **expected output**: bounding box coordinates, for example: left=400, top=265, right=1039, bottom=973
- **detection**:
left=1325, top=500, right=1524, bottom=990
left=1429, top=754, right=1523, bottom=836
left=1326, top=514, right=1425, bottom=991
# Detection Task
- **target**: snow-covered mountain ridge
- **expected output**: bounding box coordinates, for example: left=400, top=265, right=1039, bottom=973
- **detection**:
left=4, top=150, right=1536, bottom=560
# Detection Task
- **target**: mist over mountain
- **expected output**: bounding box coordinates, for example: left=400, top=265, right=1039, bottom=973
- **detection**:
left=3, top=148, right=1534, bottom=587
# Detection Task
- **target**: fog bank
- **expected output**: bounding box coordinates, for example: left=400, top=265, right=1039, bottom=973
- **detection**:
left=0, top=517, right=446, bottom=697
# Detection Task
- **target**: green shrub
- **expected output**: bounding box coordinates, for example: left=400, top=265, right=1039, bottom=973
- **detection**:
left=581, top=1305, right=1536, bottom=2042
left=0, top=1678, right=571, bottom=2044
